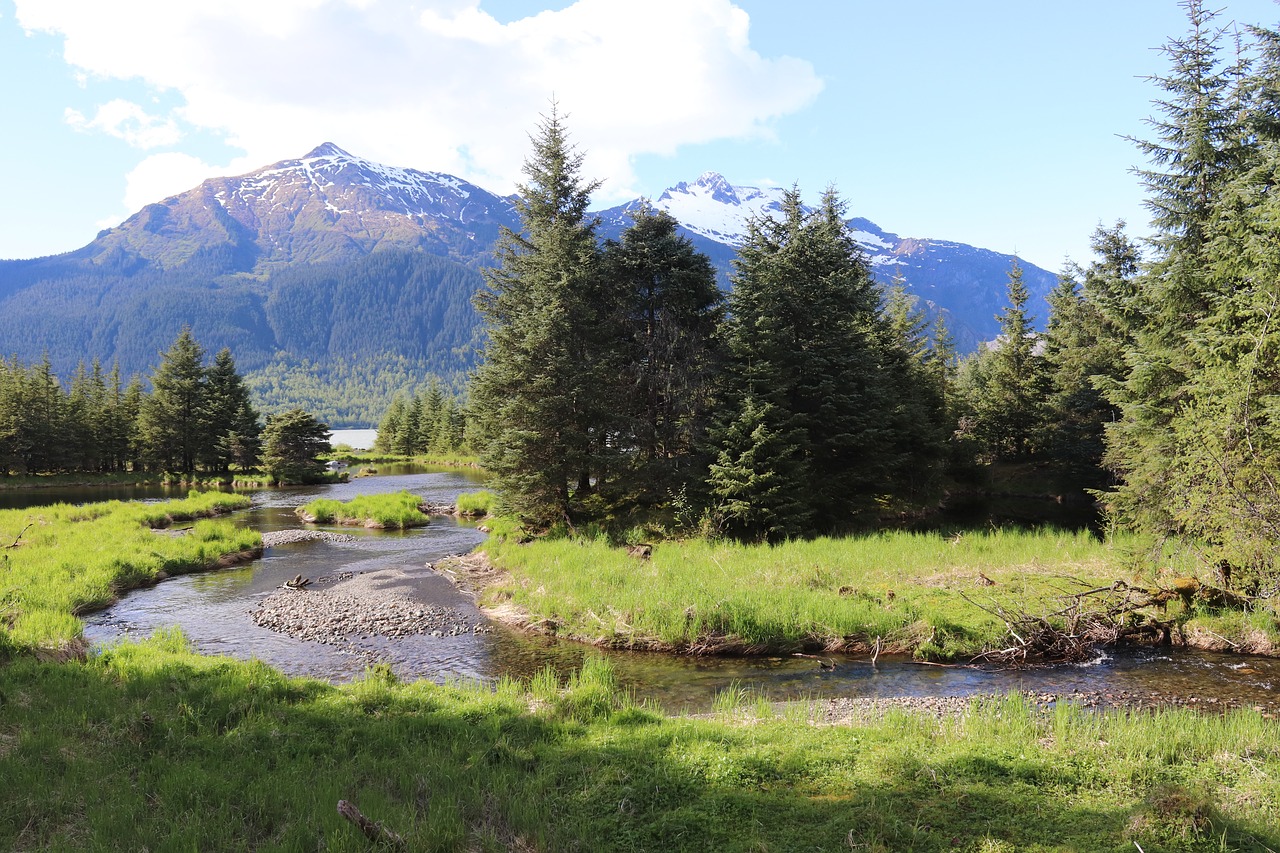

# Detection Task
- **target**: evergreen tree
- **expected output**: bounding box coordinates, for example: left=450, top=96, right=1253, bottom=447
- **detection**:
left=139, top=328, right=209, bottom=477
left=712, top=187, right=908, bottom=537
left=374, top=396, right=408, bottom=454
left=261, top=408, right=331, bottom=484
left=202, top=348, right=261, bottom=476
left=706, top=397, right=810, bottom=542
left=470, top=105, right=616, bottom=528
left=602, top=205, right=724, bottom=504
left=1040, top=224, right=1140, bottom=488
left=964, top=260, right=1045, bottom=460
left=1107, top=1, right=1247, bottom=529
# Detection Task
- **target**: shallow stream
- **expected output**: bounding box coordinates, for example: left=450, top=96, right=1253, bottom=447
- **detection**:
left=12, top=468, right=1277, bottom=714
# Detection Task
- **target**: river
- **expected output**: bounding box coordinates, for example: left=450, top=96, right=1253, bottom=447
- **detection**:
left=11, top=468, right=1278, bottom=714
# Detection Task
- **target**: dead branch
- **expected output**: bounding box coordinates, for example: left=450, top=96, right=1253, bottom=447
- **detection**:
left=337, top=799, right=404, bottom=848
left=3, top=523, right=32, bottom=549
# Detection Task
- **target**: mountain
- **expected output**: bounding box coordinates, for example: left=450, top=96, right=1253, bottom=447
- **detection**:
left=0, top=146, right=1056, bottom=425
left=592, top=172, right=1057, bottom=352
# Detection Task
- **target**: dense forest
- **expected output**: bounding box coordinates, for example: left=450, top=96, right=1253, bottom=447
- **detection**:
left=0, top=330, right=339, bottom=484
left=467, top=1, right=1280, bottom=593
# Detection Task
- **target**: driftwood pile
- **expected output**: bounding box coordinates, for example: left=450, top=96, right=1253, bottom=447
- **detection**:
left=966, top=576, right=1267, bottom=667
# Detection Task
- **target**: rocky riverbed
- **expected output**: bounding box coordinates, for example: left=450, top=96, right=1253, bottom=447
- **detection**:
left=250, top=555, right=491, bottom=650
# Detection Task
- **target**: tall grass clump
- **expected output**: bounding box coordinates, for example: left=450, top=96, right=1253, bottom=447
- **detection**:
left=480, top=527, right=1130, bottom=657
left=0, top=493, right=258, bottom=654
left=298, top=491, right=429, bottom=529
left=456, top=490, right=496, bottom=517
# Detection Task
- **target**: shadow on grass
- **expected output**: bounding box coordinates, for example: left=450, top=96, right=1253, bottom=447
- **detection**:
left=1, top=646, right=1277, bottom=852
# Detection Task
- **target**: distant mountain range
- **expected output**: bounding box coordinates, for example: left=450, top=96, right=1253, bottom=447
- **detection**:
left=0, top=143, right=1057, bottom=425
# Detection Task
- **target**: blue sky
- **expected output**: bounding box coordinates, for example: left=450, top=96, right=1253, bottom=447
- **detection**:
left=3, top=0, right=1277, bottom=271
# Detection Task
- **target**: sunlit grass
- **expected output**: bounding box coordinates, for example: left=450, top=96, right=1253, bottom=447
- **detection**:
left=0, top=492, right=256, bottom=654
left=2, top=635, right=1277, bottom=851
left=299, top=491, right=429, bottom=529
left=481, top=527, right=1135, bottom=657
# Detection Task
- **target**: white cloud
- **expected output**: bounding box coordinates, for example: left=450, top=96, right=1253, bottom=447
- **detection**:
left=122, top=152, right=220, bottom=211
left=15, top=0, right=822, bottom=205
left=65, top=99, right=182, bottom=148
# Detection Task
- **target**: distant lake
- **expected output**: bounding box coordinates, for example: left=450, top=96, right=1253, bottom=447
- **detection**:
left=329, top=428, right=377, bottom=449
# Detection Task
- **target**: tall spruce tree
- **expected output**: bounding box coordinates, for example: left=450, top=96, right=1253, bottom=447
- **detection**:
left=202, top=348, right=261, bottom=476
left=962, top=260, right=1045, bottom=460
left=470, top=105, right=616, bottom=528
left=139, top=329, right=209, bottom=477
left=711, top=187, right=905, bottom=538
left=603, top=205, right=724, bottom=505
left=1106, top=0, right=1247, bottom=530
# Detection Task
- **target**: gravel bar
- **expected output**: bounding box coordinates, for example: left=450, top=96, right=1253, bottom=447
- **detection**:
left=261, top=529, right=359, bottom=547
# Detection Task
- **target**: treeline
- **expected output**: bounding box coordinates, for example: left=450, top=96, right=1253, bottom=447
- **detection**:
left=468, top=106, right=953, bottom=540
left=949, top=1, right=1280, bottom=590
left=373, top=384, right=470, bottom=456
left=0, top=329, right=331, bottom=484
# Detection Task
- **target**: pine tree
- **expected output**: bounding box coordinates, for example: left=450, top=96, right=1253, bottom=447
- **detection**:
left=1041, top=224, right=1139, bottom=488
left=966, top=261, right=1045, bottom=460
left=712, top=187, right=904, bottom=536
left=139, top=328, right=209, bottom=477
left=203, top=348, right=261, bottom=476
left=470, top=105, right=615, bottom=528
left=1107, top=1, right=1247, bottom=529
left=262, top=408, right=330, bottom=485
left=706, top=397, right=811, bottom=542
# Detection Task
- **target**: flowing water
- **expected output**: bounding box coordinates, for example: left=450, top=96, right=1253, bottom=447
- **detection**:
left=11, top=469, right=1276, bottom=714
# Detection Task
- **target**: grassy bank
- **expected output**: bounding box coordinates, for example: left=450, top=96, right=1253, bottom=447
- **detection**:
left=298, top=491, right=430, bottom=529
left=0, top=492, right=257, bottom=655
left=2, top=637, right=1278, bottom=851
left=474, top=528, right=1126, bottom=657
left=475, top=528, right=1280, bottom=659
left=327, top=449, right=483, bottom=468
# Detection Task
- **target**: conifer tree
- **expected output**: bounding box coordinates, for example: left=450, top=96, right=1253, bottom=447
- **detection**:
left=602, top=205, right=724, bottom=504
left=712, top=187, right=908, bottom=536
left=203, top=348, right=261, bottom=475
left=966, top=261, right=1045, bottom=460
left=1107, top=1, right=1246, bottom=529
left=139, top=328, right=209, bottom=477
left=262, top=408, right=330, bottom=485
left=470, top=105, right=615, bottom=527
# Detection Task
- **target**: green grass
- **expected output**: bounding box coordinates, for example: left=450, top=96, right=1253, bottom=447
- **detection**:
left=456, top=489, right=496, bottom=517
left=298, top=491, right=429, bottom=529
left=0, top=492, right=257, bottom=655
left=2, top=492, right=1279, bottom=850
left=478, top=528, right=1138, bottom=657
left=1, top=639, right=1277, bottom=852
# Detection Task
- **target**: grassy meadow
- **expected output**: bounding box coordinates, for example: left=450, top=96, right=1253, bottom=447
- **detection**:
left=475, top=528, right=1128, bottom=656
left=2, top=636, right=1278, bottom=851
left=475, top=526, right=1280, bottom=659
left=0, top=492, right=256, bottom=655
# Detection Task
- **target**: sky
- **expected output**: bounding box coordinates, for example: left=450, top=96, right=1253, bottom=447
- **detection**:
left=3, top=0, right=1279, bottom=272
